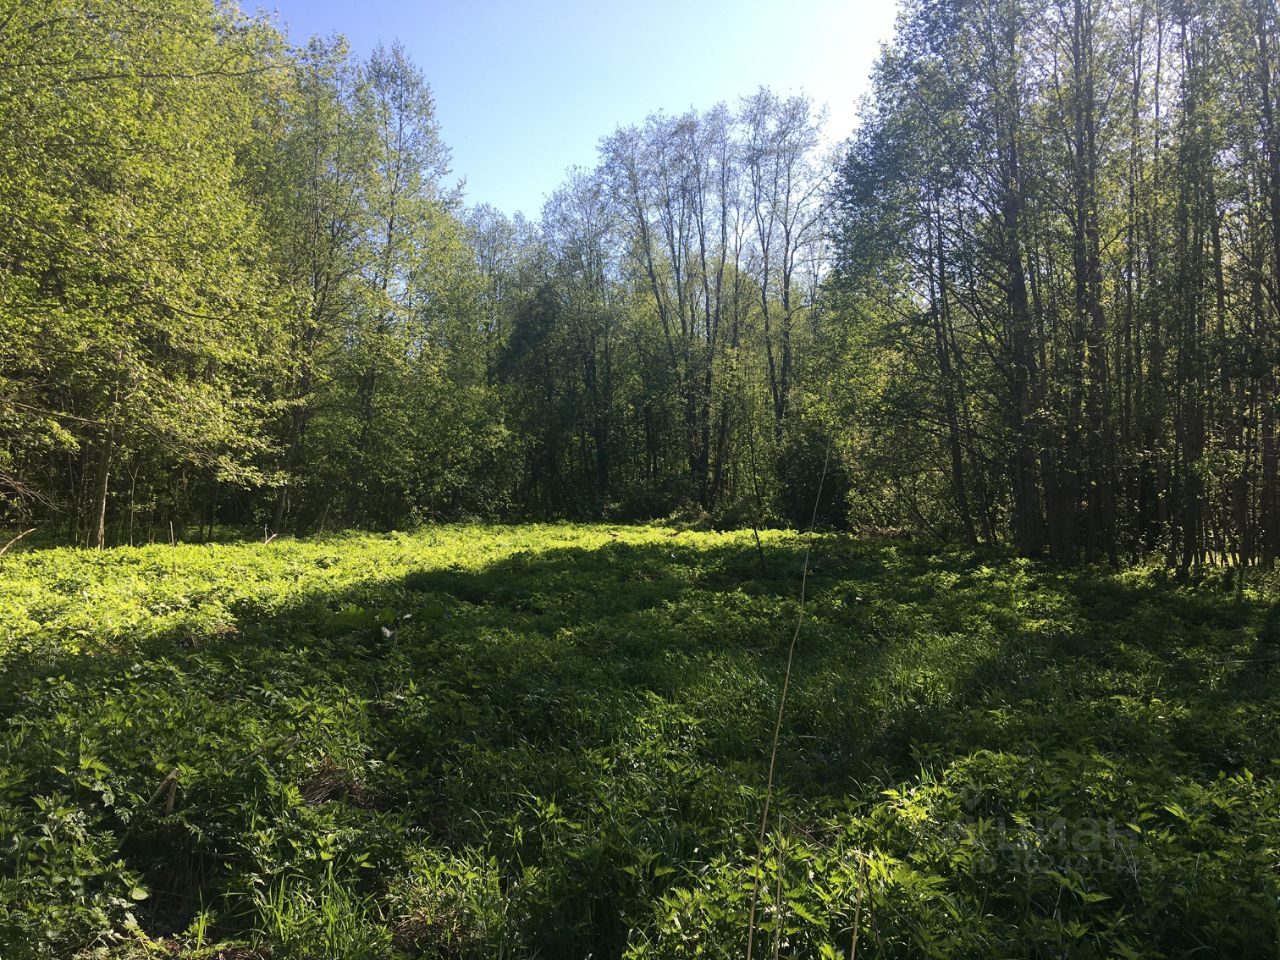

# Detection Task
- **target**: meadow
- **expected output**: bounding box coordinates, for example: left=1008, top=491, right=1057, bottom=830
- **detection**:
left=0, top=525, right=1277, bottom=958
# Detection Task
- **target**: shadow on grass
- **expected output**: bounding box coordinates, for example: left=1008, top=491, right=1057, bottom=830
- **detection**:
left=1, top=533, right=1277, bottom=956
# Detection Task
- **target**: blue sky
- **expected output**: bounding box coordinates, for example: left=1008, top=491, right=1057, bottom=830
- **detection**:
left=246, top=0, right=900, bottom=219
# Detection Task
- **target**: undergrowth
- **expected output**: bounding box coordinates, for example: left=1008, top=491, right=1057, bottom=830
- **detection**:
left=0, top=525, right=1277, bottom=957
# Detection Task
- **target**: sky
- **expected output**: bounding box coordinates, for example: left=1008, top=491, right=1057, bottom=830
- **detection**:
left=245, top=0, right=900, bottom=219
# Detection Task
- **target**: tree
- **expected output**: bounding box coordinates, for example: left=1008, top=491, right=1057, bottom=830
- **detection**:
left=0, top=0, right=281, bottom=546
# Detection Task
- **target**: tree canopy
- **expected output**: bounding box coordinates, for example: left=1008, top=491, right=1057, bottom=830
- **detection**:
left=2, top=0, right=1276, bottom=570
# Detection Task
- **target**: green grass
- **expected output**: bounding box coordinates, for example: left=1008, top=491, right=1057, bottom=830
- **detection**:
left=0, top=524, right=1277, bottom=958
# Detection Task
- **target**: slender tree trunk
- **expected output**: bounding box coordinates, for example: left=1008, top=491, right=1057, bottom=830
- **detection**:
left=994, top=17, right=1043, bottom=557
left=930, top=198, right=977, bottom=545
left=1256, top=1, right=1280, bottom=563
left=92, top=421, right=114, bottom=550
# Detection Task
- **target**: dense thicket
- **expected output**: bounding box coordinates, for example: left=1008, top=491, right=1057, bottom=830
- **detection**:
left=827, top=0, right=1280, bottom=566
left=0, top=2, right=510, bottom=543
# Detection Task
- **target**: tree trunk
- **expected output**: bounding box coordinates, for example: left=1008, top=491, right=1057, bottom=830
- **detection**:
left=92, top=422, right=114, bottom=550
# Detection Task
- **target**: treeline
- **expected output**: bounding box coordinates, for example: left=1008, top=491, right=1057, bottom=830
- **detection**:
left=0, top=0, right=843, bottom=545
left=3, top=0, right=1276, bottom=567
left=0, top=1, right=508, bottom=545
left=828, top=0, right=1280, bottom=566
left=492, top=93, right=841, bottom=523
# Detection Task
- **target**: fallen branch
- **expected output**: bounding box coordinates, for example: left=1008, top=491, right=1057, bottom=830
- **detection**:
left=0, top=527, right=36, bottom=558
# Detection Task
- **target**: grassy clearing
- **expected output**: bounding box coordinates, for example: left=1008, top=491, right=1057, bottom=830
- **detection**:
left=0, top=525, right=1277, bottom=958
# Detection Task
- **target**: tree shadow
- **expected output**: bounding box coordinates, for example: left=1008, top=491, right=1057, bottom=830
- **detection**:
left=1, top=533, right=1276, bottom=956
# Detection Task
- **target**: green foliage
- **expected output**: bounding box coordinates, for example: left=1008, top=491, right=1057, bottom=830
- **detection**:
left=826, top=0, right=1280, bottom=564
left=1, top=526, right=1277, bottom=957
left=0, top=8, right=509, bottom=541
left=0, top=0, right=283, bottom=541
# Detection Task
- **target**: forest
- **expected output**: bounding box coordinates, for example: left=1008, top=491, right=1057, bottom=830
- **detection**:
left=1, top=0, right=1276, bottom=567
left=2, top=0, right=1280, bottom=957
